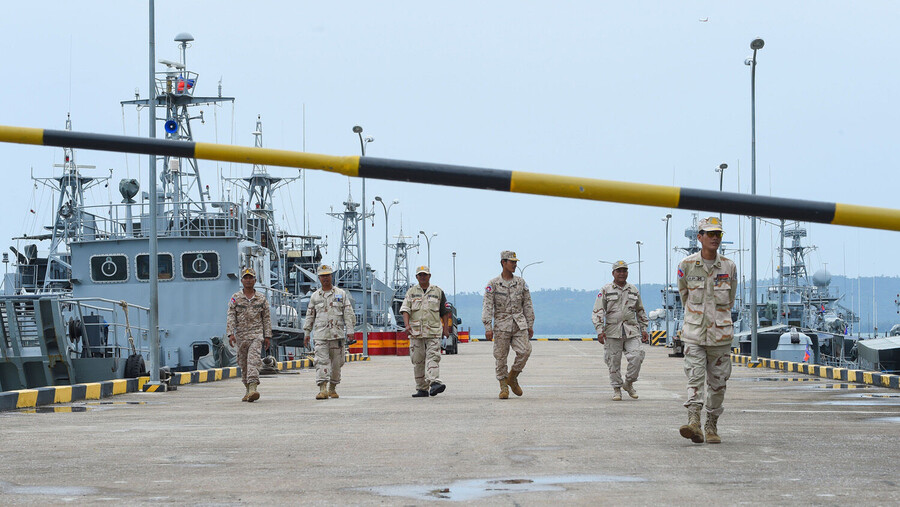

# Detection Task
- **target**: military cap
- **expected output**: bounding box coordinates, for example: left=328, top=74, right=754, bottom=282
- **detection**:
left=415, top=265, right=431, bottom=275
left=241, top=267, right=257, bottom=278
left=317, top=264, right=334, bottom=276
left=699, top=216, right=724, bottom=233
left=612, top=260, right=628, bottom=271
left=500, top=250, right=520, bottom=261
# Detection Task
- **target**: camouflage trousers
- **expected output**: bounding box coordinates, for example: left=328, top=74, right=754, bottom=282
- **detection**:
left=237, top=335, right=263, bottom=385
left=603, top=336, right=645, bottom=388
left=410, top=337, right=442, bottom=390
left=683, top=343, right=732, bottom=416
left=494, top=329, right=531, bottom=380
left=314, top=339, right=345, bottom=386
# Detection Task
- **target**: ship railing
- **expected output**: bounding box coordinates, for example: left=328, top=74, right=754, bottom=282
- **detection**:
left=72, top=201, right=251, bottom=241
left=262, top=287, right=301, bottom=330
left=64, top=296, right=150, bottom=359
left=155, top=70, right=199, bottom=98
left=0, top=295, right=149, bottom=360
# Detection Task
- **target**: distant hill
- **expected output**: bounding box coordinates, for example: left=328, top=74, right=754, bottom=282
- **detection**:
left=452, top=276, right=900, bottom=335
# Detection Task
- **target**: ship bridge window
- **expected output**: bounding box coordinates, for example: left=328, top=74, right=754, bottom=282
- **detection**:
left=136, top=253, right=175, bottom=281
left=90, top=254, right=129, bottom=283
left=182, top=251, right=220, bottom=280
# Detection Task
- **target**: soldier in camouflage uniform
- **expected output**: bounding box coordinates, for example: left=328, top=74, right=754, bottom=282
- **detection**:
left=676, top=217, right=737, bottom=444
left=592, top=260, right=649, bottom=401
left=304, top=264, right=356, bottom=400
left=400, top=266, right=451, bottom=398
left=226, top=267, right=272, bottom=402
left=482, top=251, right=535, bottom=399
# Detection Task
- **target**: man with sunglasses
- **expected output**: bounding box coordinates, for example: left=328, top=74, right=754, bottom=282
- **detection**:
left=592, top=260, right=649, bottom=401
left=676, top=216, right=737, bottom=444
left=400, top=266, right=451, bottom=398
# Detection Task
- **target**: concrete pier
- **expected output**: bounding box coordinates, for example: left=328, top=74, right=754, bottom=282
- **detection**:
left=1, top=342, right=899, bottom=504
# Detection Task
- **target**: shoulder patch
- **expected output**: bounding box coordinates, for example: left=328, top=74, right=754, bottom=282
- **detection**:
left=485, top=285, right=493, bottom=293
left=677, top=268, right=684, bottom=278
left=230, top=297, right=236, bottom=305
left=597, top=292, right=603, bottom=298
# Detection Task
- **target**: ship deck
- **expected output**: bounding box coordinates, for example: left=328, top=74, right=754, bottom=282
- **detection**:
left=1, top=341, right=899, bottom=504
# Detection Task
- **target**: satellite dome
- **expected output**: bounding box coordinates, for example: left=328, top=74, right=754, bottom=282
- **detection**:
left=812, top=269, right=831, bottom=287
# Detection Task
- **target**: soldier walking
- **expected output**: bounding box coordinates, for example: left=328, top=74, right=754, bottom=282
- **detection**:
left=303, top=265, right=356, bottom=400
left=676, top=217, right=738, bottom=444
left=592, top=260, right=649, bottom=401
left=400, top=266, right=451, bottom=398
left=482, top=251, right=535, bottom=399
left=226, top=267, right=272, bottom=402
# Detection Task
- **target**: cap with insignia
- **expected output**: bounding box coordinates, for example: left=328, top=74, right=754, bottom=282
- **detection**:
left=612, top=260, right=628, bottom=271
left=698, top=216, right=724, bottom=232
left=241, top=267, right=257, bottom=278
left=500, top=250, right=520, bottom=261
left=316, top=264, right=333, bottom=276
left=416, top=265, right=431, bottom=275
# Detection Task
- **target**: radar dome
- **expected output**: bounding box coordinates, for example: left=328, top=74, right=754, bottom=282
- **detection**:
left=812, top=269, right=831, bottom=287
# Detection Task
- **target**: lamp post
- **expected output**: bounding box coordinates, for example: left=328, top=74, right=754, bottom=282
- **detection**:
left=635, top=241, right=643, bottom=298
left=353, top=125, right=373, bottom=355
left=715, top=163, right=728, bottom=222
left=418, top=231, right=437, bottom=267
left=663, top=213, right=672, bottom=345
left=519, top=260, right=543, bottom=278
left=374, top=196, right=399, bottom=286
left=452, top=252, right=457, bottom=306
left=745, top=37, right=764, bottom=363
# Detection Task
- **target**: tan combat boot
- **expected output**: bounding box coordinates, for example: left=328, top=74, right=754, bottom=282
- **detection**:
left=623, top=382, right=639, bottom=399
left=241, top=382, right=250, bottom=402
left=315, top=383, right=329, bottom=400
left=612, top=388, right=622, bottom=401
left=247, top=382, right=260, bottom=402
left=507, top=370, right=523, bottom=396
left=679, top=406, right=704, bottom=443
left=499, top=379, right=510, bottom=399
left=705, top=414, right=721, bottom=444
left=328, top=383, right=339, bottom=399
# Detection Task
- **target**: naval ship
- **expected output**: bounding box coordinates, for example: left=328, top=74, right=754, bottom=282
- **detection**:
left=0, top=33, right=403, bottom=392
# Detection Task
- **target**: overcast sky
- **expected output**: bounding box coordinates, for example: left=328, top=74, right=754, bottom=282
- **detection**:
left=3, top=1, right=899, bottom=295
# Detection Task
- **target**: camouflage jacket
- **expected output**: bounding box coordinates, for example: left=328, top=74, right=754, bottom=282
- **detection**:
left=677, top=252, right=738, bottom=346
left=303, top=287, right=356, bottom=341
left=591, top=282, right=648, bottom=339
left=482, top=275, right=535, bottom=333
left=226, top=290, right=272, bottom=340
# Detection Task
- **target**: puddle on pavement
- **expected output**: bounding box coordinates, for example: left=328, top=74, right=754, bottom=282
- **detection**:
left=871, top=417, right=900, bottom=423
left=17, top=401, right=145, bottom=414
left=359, top=474, right=645, bottom=502
left=734, top=377, right=823, bottom=382
left=0, top=481, right=97, bottom=496
left=813, top=383, right=873, bottom=390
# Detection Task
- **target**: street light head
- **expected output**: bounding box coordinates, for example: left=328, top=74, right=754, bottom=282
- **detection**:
left=365, top=136, right=374, bottom=143
left=750, top=38, right=765, bottom=50
left=392, top=199, right=399, bottom=204
left=419, top=230, right=425, bottom=235
left=636, top=241, right=643, bottom=245
left=374, top=196, right=383, bottom=202
left=666, top=213, right=672, bottom=219
left=352, top=125, right=363, bottom=134
left=719, top=163, right=728, bottom=170
left=744, top=57, right=753, bottom=66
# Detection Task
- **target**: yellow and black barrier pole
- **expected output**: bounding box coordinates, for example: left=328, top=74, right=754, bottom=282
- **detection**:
left=2, top=124, right=900, bottom=232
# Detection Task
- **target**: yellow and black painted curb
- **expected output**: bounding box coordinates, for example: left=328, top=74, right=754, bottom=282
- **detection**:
left=650, top=331, right=667, bottom=346
left=0, top=353, right=368, bottom=412
left=731, top=354, right=900, bottom=390
left=2, top=125, right=900, bottom=232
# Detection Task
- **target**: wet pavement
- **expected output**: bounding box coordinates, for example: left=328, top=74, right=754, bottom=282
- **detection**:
left=1, top=341, right=899, bottom=505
